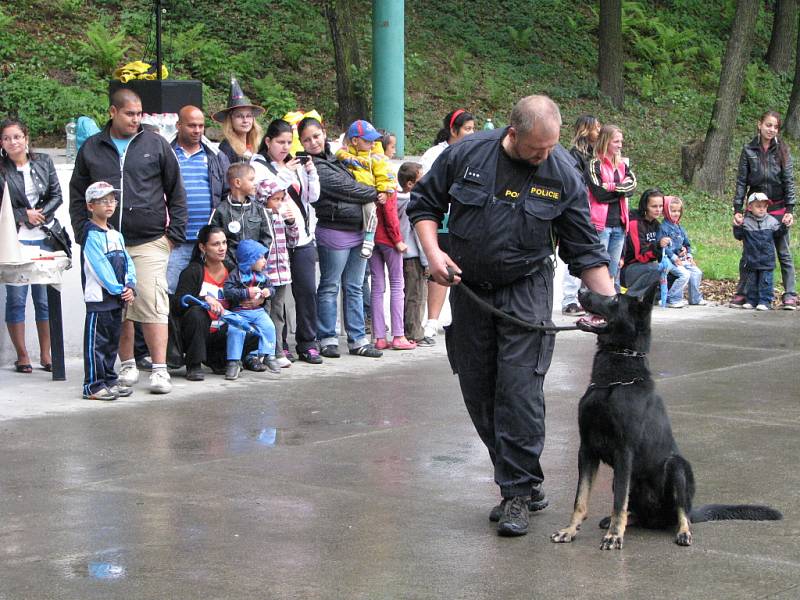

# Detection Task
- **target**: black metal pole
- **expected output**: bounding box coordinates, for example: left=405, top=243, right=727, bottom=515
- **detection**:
left=46, top=285, right=66, bottom=381
left=155, top=0, right=162, bottom=81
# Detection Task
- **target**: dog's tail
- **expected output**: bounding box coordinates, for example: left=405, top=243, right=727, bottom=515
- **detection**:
left=690, top=504, right=783, bottom=523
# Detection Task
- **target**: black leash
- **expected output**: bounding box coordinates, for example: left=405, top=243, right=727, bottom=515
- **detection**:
left=438, top=267, right=581, bottom=333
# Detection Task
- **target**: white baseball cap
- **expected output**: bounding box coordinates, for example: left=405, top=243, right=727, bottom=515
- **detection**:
left=747, top=192, right=769, bottom=204
left=85, top=181, right=120, bottom=202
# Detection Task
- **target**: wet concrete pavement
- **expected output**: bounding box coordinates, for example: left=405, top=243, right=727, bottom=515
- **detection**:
left=0, top=305, right=798, bottom=599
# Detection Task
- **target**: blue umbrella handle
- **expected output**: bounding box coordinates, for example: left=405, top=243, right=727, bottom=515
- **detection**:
left=180, top=294, right=211, bottom=310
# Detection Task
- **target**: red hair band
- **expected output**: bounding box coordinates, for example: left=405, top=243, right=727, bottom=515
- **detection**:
left=449, top=109, right=466, bottom=131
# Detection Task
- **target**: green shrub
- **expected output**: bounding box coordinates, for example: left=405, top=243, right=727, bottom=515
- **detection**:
left=250, top=74, right=297, bottom=121
left=0, top=72, right=107, bottom=138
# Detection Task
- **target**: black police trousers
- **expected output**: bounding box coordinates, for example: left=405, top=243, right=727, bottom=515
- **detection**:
left=445, top=267, right=556, bottom=498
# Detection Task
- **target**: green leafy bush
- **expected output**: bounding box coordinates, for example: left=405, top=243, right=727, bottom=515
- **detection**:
left=250, top=74, right=297, bottom=121
left=0, top=72, right=107, bottom=138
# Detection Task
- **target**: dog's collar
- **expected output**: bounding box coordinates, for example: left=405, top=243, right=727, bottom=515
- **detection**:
left=600, top=344, right=648, bottom=358
left=588, top=376, right=646, bottom=389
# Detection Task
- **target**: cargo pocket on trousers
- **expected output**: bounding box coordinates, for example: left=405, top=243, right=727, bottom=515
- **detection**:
left=154, top=276, right=170, bottom=317
left=443, top=324, right=458, bottom=375
left=534, top=327, right=556, bottom=375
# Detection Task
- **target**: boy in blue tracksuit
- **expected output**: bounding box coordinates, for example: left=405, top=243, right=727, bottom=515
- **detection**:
left=658, top=195, right=706, bottom=307
left=81, top=182, right=137, bottom=400
left=733, top=192, right=790, bottom=310
left=222, top=239, right=280, bottom=380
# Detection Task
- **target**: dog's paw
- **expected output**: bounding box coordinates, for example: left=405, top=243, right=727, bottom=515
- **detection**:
left=600, top=533, right=624, bottom=550
left=675, top=531, right=692, bottom=546
left=551, top=529, right=577, bottom=543
left=598, top=516, right=611, bottom=529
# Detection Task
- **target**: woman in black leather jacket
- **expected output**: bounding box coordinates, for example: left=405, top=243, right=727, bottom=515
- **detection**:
left=0, top=118, right=63, bottom=373
left=296, top=117, right=383, bottom=359
left=731, top=110, right=796, bottom=310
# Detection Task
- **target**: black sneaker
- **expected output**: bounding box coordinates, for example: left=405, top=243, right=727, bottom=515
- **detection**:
left=320, top=345, right=340, bottom=358
left=136, top=356, right=153, bottom=371
left=225, top=360, right=242, bottom=380
left=415, top=336, right=436, bottom=347
left=562, top=303, right=586, bottom=316
left=185, top=364, right=205, bottom=381
left=299, top=348, right=323, bottom=364
left=348, top=343, right=383, bottom=358
left=490, top=486, right=548, bottom=521
left=243, top=355, right=267, bottom=372
left=497, top=496, right=529, bottom=537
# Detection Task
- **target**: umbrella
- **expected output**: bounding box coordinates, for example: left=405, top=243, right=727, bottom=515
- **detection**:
left=180, top=295, right=256, bottom=334
left=658, top=251, right=672, bottom=307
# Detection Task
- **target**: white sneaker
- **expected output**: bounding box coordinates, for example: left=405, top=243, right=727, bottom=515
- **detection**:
left=742, top=303, right=754, bottom=310
left=755, top=304, right=770, bottom=311
left=423, top=319, right=439, bottom=338
left=693, top=299, right=708, bottom=306
left=667, top=300, right=687, bottom=308
left=149, top=369, right=172, bottom=394
left=274, top=355, right=292, bottom=368
left=118, top=362, right=140, bottom=386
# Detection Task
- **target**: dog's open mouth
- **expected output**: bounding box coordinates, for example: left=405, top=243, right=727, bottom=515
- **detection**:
left=576, top=313, right=607, bottom=333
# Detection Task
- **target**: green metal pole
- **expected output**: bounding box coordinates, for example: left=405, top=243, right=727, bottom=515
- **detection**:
left=372, top=0, right=404, bottom=157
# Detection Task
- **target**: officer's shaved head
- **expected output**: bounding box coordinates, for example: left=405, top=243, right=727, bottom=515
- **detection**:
left=510, top=95, right=562, bottom=137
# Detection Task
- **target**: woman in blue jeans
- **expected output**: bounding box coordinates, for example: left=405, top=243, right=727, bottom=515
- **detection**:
left=586, top=124, right=637, bottom=287
left=0, top=118, right=62, bottom=372
left=297, top=117, right=382, bottom=358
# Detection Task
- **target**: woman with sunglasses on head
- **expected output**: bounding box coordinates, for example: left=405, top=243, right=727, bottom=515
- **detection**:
left=0, top=117, right=63, bottom=374
left=213, top=77, right=264, bottom=164
left=296, top=116, right=383, bottom=359
left=419, top=109, right=476, bottom=341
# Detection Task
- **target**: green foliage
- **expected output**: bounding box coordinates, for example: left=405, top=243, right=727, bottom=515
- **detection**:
left=0, top=72, right=107, bottom=138
left=78, top=19, right=130, bottom=76
left=56, top=0, right=84, bottom=14
left=250, top=74, right=297, bottom=121
left=507, top=26, right=534, bottom=53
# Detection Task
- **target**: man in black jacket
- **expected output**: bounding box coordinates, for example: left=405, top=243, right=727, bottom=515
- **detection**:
left=166, top=105, right=230, bottom=292
left=70, top=88, right=187, bottom=395
left=409, top=95, right=615, bottom=537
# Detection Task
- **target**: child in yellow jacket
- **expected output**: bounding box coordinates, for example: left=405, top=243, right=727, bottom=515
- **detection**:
left=336, top=120, right=396, bottom=258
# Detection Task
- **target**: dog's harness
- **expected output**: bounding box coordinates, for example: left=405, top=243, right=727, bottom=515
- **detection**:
left=587, top=345, right=648, bottom=389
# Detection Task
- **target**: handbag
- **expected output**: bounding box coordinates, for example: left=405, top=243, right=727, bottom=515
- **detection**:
left=40, top=219, right=73, bottom=259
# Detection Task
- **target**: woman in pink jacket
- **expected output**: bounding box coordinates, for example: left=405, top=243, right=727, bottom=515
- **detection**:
left=585, top=124, right=637, bottom=285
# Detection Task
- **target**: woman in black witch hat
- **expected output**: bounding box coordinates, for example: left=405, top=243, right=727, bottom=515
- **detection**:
left=213, top=77, right=265, bottom=164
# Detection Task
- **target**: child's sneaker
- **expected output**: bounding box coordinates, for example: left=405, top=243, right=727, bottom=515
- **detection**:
left=742, top=303, right=754, bottom=310
left=756, top=304, right=770, bottom=311
left=263, top=356, right=283, bottom=375
left=83, top=387, right=118, bottom=401
left=225, top=360, right=242, bottom=380
left=667, top=300, right=687, bottom=308
left=691, top=299, right=708, bottom=306
left=781, top=296, right=797, bottom=311
left=729, top=294, right=746, bottom=308
left=360, top=238, right=375, bottom=259
left=423, top=319, right=439, bottom=338
left=274, top=355, right=292, bottom=368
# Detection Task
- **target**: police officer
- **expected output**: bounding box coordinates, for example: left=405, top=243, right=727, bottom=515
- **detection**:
left=408, top=95, right=615, bottom=537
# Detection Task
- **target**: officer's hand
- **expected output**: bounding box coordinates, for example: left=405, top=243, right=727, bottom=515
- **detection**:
left=428, top=251, right=462, bottom=286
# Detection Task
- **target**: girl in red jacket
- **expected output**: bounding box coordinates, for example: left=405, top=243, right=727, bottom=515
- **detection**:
left=370, top=190, right=416, bottom=350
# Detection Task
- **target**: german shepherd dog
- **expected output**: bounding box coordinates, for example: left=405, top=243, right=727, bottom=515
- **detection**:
left=551, top=286, right=782, bottom=550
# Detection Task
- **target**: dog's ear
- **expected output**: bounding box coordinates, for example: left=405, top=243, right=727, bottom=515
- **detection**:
left=635, top=282, right=659, bottom=307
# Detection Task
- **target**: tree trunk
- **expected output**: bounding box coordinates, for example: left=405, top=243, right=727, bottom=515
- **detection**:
left=691, top=0, right=760, bottom=195
left=598, top=0, right=624, bottom=109
left=324, top=0, right=368, bottom=128
left=766, top=0, right=798, bottom=73
left=784, top=12, right=800, bottom=137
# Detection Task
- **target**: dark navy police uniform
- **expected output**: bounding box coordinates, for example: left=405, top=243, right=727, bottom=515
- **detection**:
left=408, top=128, right=608, bottom=498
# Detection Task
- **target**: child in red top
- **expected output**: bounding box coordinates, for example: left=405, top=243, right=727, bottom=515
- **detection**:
left=369, top=183, right=415, bottom=350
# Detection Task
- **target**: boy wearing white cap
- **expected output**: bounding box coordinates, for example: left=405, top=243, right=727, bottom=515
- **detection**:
left=733, top=191, right=790, bottom=310
left=81, top=182, right=137, bottom=400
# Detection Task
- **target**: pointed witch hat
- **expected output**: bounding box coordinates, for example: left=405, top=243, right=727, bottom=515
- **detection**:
left=212, top=76, right=265, bottom=123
